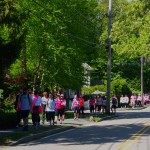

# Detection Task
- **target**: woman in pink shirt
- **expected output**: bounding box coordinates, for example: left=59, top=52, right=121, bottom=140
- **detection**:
left=130, top=94, right=135, bottom=108
left=60, top=94, right=66, bottom=122
left=55, top=93, right=63, bottom=124
left=71, top=95, right=79, bottom=120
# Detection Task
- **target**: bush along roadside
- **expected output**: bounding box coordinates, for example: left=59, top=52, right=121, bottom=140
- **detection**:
left=0, top=110, right=17, bottom=129
left=0, top=111, right=74, bottom=130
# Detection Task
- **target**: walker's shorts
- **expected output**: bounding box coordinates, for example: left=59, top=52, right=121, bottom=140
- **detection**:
left=56, top=109, right=63, bottom=117
left=21, top=110, right=30, bottom=118
left=111, top=105, right=117, bottom=109
left=73, top=107, right=79, bottom=113
left=47, top=111, right=55, bottom=120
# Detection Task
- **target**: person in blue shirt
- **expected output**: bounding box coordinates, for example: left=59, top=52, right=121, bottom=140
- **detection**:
left=46, top=93, right=55, bottom=125
left=18, top=87, right=32, bottom=131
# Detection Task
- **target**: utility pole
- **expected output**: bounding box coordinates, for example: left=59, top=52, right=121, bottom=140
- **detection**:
left=141, top=56, right=144, bottom=106
left=106, top=0, right=112, bottom=114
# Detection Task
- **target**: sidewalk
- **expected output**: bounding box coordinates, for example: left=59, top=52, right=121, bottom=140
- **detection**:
left=0, top=110, right=93, bottom=146
left=0, top=118, right=89, bottom=135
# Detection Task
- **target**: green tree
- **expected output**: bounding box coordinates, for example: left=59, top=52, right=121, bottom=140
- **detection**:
left=4, top=0, right=100, bottom=92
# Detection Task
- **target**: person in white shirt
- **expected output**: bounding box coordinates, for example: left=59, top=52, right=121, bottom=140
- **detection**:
left=41, top=92, right=48, bottom=124
left=137, top=94, right=142, bottom=106
left=120, top=95, right=124, bottom=108
left=95, top=95, right=103, bottom=113
left=102, top=96, right=107, bottom=113
left=130, top=94, right=135, bottom=108
left=124, top=95, right=129, bottom=108
left=46, top=93, right=55, bottom=125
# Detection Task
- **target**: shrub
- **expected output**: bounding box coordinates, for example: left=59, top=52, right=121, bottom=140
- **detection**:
left=111, top=75, right=132, bottom=97
left=1, top=93, right=16, bottom=112
left=0, top=110, right=16, bottom=129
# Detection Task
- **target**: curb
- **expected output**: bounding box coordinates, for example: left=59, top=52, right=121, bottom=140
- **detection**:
left=125, top=106, right=147, bottom=110
left=9, top=126, right=74, bottom=146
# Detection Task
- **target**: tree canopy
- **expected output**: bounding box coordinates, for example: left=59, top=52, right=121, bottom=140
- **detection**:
left=1, top=0, right=150, bottom=96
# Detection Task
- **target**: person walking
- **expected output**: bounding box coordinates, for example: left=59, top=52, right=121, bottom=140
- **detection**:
left=120, top=95, right=124, bottom=108
left=102, top=96, right=107, bottom=113
left=71, top=95, right=80, bottom=120
left=55, top=93, right=63, bottom=124
left=78, top=94, right=85, bottom=116
left=31, top=90, right=42, bottom=129
left=111, top=95, right=118, bottom=114
left=89, top=97, right=95, bottom=114
left=46, top=93, right=55, bottom=125
left=130, top=94, right=135, bottom=108
left=124, top=95, right=129, bottom=108
left=41, top=92, right=48, bottom=124
left=60, top=94, right=66, bottom=122
left=137, top=94, right=142, bottom=106
left=14, top=89, right=23, bottom=128
left=18, top=87, right=32, bottom=131
left=95, top=95, right=103, bottom=113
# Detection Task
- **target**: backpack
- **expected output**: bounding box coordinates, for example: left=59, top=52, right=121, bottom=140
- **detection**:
left=19, top=94, right=32, bottom=106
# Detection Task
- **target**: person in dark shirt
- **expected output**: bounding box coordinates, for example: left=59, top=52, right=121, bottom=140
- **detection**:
left=111, top=95, right=118, bottom=114
left=14, top=89, right=23, bottom=127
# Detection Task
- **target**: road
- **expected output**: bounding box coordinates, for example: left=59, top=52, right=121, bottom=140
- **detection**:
left=2, top=106, right=150, bottom=150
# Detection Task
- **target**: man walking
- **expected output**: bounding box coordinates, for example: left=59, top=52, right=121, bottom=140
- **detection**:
left=111, top=95, right=118, bottom=114
left=18, top=87, right=32, bottom=131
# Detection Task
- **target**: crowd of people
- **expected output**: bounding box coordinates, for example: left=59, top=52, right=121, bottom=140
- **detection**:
left=89, top=95, right=107, bottom=114
left=14, top=87, right=85, bottom=131
left=88, top=93, right=150, bottom=114
left=88, top=95, right=118, bottom=114
left=120, top=93, right=150, bottom=108
left=14, top=86, right=150, bottom=131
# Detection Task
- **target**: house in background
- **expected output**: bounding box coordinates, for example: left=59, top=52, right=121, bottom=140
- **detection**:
left=82, top=63, right=93, bottom=87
